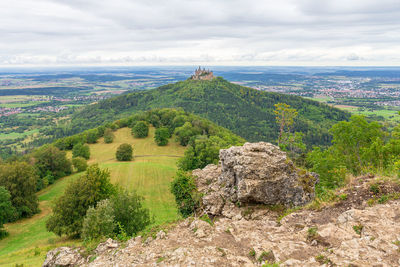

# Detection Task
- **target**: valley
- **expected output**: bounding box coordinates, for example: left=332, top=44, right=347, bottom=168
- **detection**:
left=1, top=67, right=400, bottom=160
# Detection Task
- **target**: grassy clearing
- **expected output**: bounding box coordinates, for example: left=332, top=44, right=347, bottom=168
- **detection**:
left=0, top=126, right=185, bottom=266
left=0, top=129, right=39, bottom=141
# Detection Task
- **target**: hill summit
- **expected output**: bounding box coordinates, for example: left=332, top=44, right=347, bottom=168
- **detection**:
left=67, top=76, right=350, bottom=147
left=190, top=66, right=215, bottom=80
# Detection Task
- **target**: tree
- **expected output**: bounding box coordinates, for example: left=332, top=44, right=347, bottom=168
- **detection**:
left=82, top=199, right=116, bottom=241
left=154, top=127, right=170, bottom=146
left=72, top=143, right=90, bottom=160
left=72, top=157, right=88, bottom=172
left=132, top=121, right=149, bottom=138
left=34, top=145, right=72, bottom=179
left=116, top=144, right=133, bottom=161
left=274, top=103, right=298, bottom=146
left=103, top=128, right=115, bottom=144
left=110, top=188, right=151, bottom=236
left=329, top=115, right=383, bottom=174
left=0, top=162, right=39, bottom=219
left=86, top=129, right=99, bottom=144
left=0, top=186, right=17, bottom=238
left=174, top=122, right=199, bottom=146
left=46, top=164, right=115, bottom=237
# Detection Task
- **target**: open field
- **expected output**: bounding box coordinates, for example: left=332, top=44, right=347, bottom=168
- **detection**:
left=334, top=105, right=400, bottom=122
left=309, top=96, right=400, bottom=123
left=0, top=127, right=185, bottom=266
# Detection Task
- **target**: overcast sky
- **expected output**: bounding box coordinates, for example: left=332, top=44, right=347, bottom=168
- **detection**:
left=1, top=0, right=399, bottom=66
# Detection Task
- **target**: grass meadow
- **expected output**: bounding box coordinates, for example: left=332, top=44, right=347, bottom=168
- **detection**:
left=0, top=127, right=185, bottom=266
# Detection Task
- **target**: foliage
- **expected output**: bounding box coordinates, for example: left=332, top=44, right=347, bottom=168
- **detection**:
left=307, top=147, right=347, bottom=194
left=306, top=115, right=400, bottom=196
left=46, top=164, right=116, bottom=237
left=116, top=143, right=133, bottom=161
left=0, top=162, right=39, bottom=219
left=72, top=157, right=88, bottom=172
left=81, top=189, right=151, bottom=240
left=82, top=199, right=116, bottom=241
left=132, top=121, right=149, bottom=138
left=154, top=127, right=170, bottom=146
left=68, top=77, right=350, bottom=147
left=174, top=122, right=200, bottom=146
left=170, top=171, right=198, bottom=217
left=274, top=103, right=298, bottom=146
left=329, top=115, right=383, bottom=174
left=110, top=188, right=152, bottom=236
left=34, top=145, right=72, bottom=180
left=72, top=143, right=90, bottom=160
left=178, top=135, right=243, bottom=171
left=86, top=129, right=99, bottom=144
left=103, top=128, right=115, bottom=144
left=0, top=186, right=17, bottom=238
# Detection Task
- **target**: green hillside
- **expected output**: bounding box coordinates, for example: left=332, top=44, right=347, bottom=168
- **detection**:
left=66, top=77, right=350, bottom=146
left=0, top=127, right=185, bottom=266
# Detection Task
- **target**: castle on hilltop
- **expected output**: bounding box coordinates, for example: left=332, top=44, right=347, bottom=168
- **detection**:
left=190, top=66, right=215, bottom=80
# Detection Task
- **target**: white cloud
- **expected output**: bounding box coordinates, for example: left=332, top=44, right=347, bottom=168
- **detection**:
left=0, top=0, right=399, bottom=66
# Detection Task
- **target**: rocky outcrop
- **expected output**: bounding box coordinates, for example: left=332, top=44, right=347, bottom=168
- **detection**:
left=42, top=247, right=85, bottom=267
left=44, top=199, right=400, bottom=266
left=193, top=142, right=318, bottom=216
left=43, top=165, right=400, bottom=266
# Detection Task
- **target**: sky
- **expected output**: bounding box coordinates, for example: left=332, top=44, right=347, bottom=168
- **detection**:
left=1, top=0, right=400, bottom=66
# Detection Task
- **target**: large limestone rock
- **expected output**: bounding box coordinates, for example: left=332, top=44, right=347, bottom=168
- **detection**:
left=193, top=142, right=318, bottom=215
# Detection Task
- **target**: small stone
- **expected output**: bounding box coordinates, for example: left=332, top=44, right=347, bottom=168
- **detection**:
left=156, top=230, right=166, bottom=240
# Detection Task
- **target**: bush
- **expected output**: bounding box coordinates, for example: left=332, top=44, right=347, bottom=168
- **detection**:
left=110, top=188, right=151, bottom=236
left=116, top=144, right=133, bottom=161
left=103, top=128, right=115, bottom=144
left=82, top=199, right=116, bottom=241
left=170, top=171, right=198, bottom=217
left=72, top=143, right=90, bottom=160
left=132, top=121, right=149, bottom=138
left=81, top=189, right=151, bottom=240
left=72, top=157, right=88, bottom=172
left=46, top=164, right=116, bottom=237
left=154, top=127, right=170, bottom=146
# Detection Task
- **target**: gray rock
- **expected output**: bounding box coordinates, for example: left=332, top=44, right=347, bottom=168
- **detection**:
left=156, top=230, right=166, bottom=240
left=42, top=247, right=85, bottom=267
left=194, top=142, right=318, bottom=216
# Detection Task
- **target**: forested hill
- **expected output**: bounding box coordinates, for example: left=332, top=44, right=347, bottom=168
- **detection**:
left=69, top=77, right=350, bottom=146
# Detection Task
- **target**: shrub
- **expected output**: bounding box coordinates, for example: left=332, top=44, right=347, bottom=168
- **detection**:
left=116, top=144, right=133, bottom=161
left=110, top=188, right=151, bottom=236
left=132, top=121, right=149, bottom=138
left=103, top=128, right=115, bottom=144
left=72, top=143, right=90, bottom=160
left=72, top=157, right=88, bottom=172
left=170, top=171, right=198, bottom=217
left=46, top=164, right=116, bottom=237
left=82, top=199, right=116, bottom=241
left=154, top=127, right=170, bottom=146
